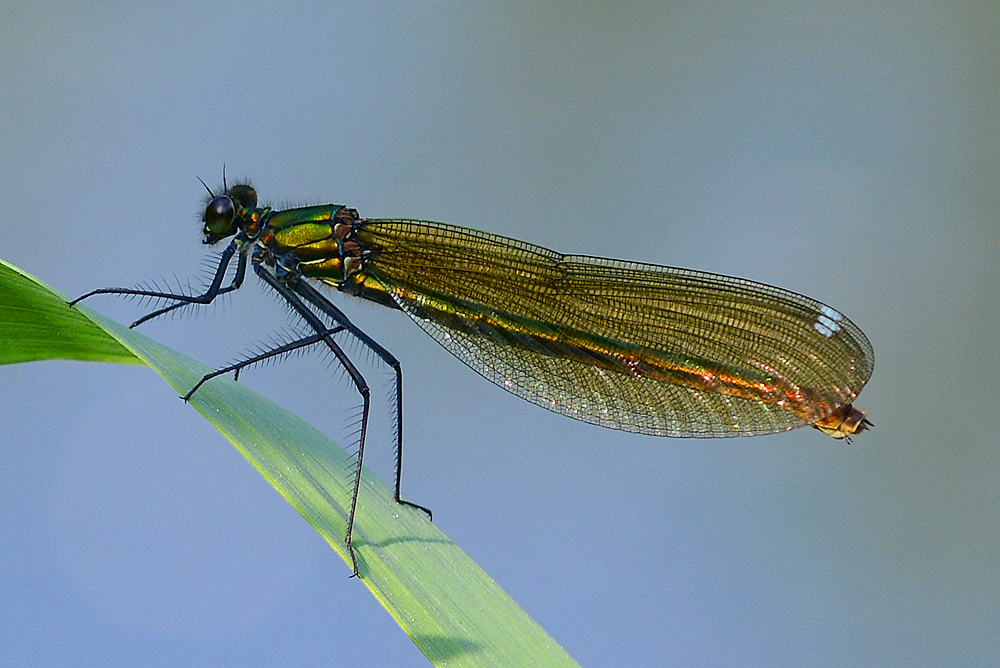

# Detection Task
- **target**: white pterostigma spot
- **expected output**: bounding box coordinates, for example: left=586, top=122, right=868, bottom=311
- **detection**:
left=814, top=306, right=844, bottom=337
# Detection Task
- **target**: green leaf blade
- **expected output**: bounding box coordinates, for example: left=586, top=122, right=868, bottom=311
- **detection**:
left=0, top=260, right=139, bottom=365
left=0, top=258, right=581, bottom=668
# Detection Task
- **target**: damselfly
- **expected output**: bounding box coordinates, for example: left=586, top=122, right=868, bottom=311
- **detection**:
left=73, top=180, right=874, bottom=576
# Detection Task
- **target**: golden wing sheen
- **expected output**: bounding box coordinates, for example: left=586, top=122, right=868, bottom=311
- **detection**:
left=350, top=220, right=874, bottom=438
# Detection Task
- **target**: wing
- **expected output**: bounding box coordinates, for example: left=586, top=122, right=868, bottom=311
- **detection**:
left=354, top=220, right=874, bottom=438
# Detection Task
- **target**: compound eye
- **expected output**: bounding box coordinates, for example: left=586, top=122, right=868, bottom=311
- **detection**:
left=228, top=184, right=257, bottom=210
left=204, top=195, right=236, bottom=235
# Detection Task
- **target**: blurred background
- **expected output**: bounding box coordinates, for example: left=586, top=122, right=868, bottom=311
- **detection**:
left=2, top=2, right=998, bottom=666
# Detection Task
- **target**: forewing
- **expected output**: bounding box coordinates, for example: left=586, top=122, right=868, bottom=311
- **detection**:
left=358, top=220, right=874, bottom=437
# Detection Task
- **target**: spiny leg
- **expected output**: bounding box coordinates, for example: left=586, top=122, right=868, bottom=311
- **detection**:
left=181, top=327, right=346, bottom=401
left=132, top=247, right=250, bottom=327
left=293, top=279, right=432, bottom=520
left=252, top=263, right=378, bottom=578
left=69, top=238, right=248, bottom=328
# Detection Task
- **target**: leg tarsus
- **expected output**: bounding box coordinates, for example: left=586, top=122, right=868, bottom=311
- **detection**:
left=396, top=497, right=433, bottom=521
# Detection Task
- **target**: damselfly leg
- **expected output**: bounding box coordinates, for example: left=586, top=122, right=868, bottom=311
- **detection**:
left=72, top=220, right=430, bottom=578
left=250, top=260, right=431, bottom=576
left=69, top=238, right=250, bottom=328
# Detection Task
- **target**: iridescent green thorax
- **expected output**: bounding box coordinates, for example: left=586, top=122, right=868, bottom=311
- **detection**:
left=258, top=204, right=364, bottom=284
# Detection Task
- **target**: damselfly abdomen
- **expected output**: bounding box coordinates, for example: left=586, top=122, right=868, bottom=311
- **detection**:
left=73, top=181, right=874, bottom=576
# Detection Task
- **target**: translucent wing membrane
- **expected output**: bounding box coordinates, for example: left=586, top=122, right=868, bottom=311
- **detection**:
left=354, top=220, right=874, bottom=437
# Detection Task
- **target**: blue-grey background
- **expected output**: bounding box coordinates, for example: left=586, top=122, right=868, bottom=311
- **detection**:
left=2, top=2, right=998, bottom=666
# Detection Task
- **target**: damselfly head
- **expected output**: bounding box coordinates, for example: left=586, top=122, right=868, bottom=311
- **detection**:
left=201, top=184, right=258, bottom=245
